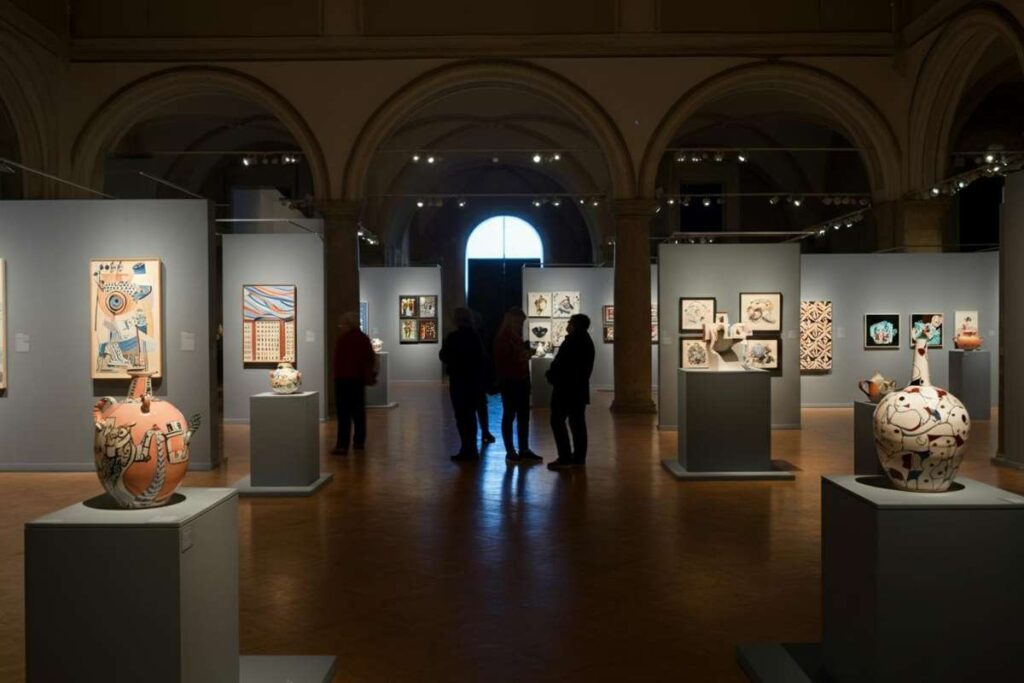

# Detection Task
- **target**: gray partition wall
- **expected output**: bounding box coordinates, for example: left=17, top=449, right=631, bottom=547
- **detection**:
left=359, top=266, right=443, bottom=381
left=521, top=265, right=658, bottom=390
left=0, top=200, right=217, bottom=469
left=657, top=243, right=801, bottom=430
left=801, top=253, right=999, bottom=407
left=222, top=234, right=325, bottom=422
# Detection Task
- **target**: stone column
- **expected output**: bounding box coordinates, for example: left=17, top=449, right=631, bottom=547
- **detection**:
left=317, top=200, right=361, bottom=412
left=611, top=199, right=657, bottom=414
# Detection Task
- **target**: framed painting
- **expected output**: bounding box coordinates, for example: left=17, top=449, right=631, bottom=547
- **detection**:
left=602, top=325, right=614, bottom=343
left=744, top=338, right=780, bottom=370
left=679, top=297, right=715, bottom=333
left=800, top=301, right=833, bottom=372
left=359, top=301, right=369, bottom=333
left=954, top=310, right=978, bottom=335
left=740, top=292, right=782, bottom=333
left=651, top=322, right=659, bottom=344
left=0, top=259, right=5, bottom=391
left=418, top=319, right=438, bottom=343
left=602, top=305, right=615, bottom=325
left=910, top=313, right=944, bottom=348
left=418, top=295, right=438, bottom=319
left=551, top=291, right=581, bottom=318
left=90, top=259, right=163, bottom=379
left=680, top=339, right=710, bottom=369
left=399, top=296, right=418, bottom=319
left=551, top=319, right=569, bottom=347
left=242, top=284, right=297, bottom=365
left=528, top=320, right=552, bottom=343
left=864, top=313, right=900, bottom=349
left=528, top=292, right=551, bottom=317
left=399, top=318, right=419, bottom=343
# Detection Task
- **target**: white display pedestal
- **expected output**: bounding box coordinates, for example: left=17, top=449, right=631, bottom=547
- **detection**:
left=948, top=349, right=991, bottom=420
left=530, top=357, right=553, bottom=408
left=853, top=400, right=884, bottom=475
left=738, top=475, right=1024, bottom=683
left=25, top=488, right=338, bottom=683
left=662, top=369, right=794, bottom=480
left=366, top=352, right=398, bottom=409
left=233, top=392, right=332, bottom=497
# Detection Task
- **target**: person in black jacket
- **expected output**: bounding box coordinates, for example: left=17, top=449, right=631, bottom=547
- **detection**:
left=439, top=307, right=485, bottom=462
left=546, top=314, right=595, bottom=470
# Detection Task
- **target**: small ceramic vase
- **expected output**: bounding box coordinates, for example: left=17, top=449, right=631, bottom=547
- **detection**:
left=371, top=338, right=384, bottom=354
left=93, top=370, right=197, bottom=508
left=858, top=371, right=897, bottom=403
left=954, top=330, right=983, bottom=351
left=270, top=362, right=302, bottom=394
left=873, top=332, right=970, bottom=492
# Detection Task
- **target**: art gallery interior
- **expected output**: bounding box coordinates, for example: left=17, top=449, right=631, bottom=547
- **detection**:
left=3, top=1, right=1024, bottom=681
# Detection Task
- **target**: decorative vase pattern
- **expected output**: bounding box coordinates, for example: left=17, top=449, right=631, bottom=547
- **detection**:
left=873, top=336, right=970, bottom=492
left=954, top=330, right=983, bottom=351
left=270, top=362, right=302, bottom=394
left=371, top=338, right=384, bottom=354
left=858, top=371, right=897, bottom=403
left=93, top=371, right=198, bottom=508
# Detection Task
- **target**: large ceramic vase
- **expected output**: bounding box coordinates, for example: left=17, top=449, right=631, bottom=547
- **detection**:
left=270, top=362, right=302, bottom=394
left=93, top=370, right=197, bottom=508
left=873, top=337, right=970, bottom=492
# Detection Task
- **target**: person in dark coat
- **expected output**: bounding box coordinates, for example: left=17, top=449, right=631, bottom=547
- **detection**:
left=472, top=310, right=497, bottom=446
left=439, top=307, right=485, bottom=462
left=332, top=311, right=377, bottom=455
left=546, top=313, right=595, bottom=470
left=493, top=307, right=541, bottom=463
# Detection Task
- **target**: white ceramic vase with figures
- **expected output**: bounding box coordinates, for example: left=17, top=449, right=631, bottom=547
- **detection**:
left=270, top=362, right=302, bottom=394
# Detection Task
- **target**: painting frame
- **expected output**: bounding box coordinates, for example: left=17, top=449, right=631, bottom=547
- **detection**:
left=551, top=291, right=582, bottom=319
left=800, top=300, right=833, bottom=372
left=679, top=297, right=716, bottom=333
left=418, top=295, right=438, bottom=319
left=399, top=318, right=419, bottom=344
left=528, top=319, right=552, bottom=344
left=418, top=319, right=438, bottom=343
left=864, top=313, right=900, bottom=350
left=242, top=284, right=297, bottom=366
left=743, top=338, right=780, bottom=370
left=739, top=292, right=782, bottom=333
left=528, top=292, right=551, bottom=317
left=954, top=310, right=979, bottom=335
left=680, top=338, right=710, bottom=369
left=399, top=296, right=418, bottom=319
left=910, top=313, right=944, bottom=349
left=602, top=305, right=615, bottom=325
left=602, top=325, right=614, bottom=343
left=90, top=258, right=163, bottom=379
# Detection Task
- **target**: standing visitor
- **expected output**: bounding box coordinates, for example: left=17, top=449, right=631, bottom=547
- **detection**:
left=472, top=310, right=497, bottom=446
left=493, top=307, right=541, bottom=463
left=439, top=307, right=484, bottom=462
left=332, top=311, right=377, bottom=455
left=546, top=313, right=595, bottom=470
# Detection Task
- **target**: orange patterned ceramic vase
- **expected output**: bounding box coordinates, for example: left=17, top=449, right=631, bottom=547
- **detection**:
left=93, top=370, right=198, bottom=508
left=954, top=330, right=984, bottom=351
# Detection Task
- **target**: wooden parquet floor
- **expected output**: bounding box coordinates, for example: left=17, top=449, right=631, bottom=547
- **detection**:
left=0, top=383, right=1020, bottom=682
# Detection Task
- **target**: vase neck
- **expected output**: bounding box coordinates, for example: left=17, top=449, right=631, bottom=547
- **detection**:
left=911, top=339, right=931, bottom=386
left=127, top=372, right=153, bottom=400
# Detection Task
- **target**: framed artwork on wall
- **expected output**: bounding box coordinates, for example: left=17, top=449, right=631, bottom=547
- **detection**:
left=744, top=338, right=780, bottom=370
left=418, top=295, right=437, bottom=319
left=603, top=325, right=614, bottom=343
left=242, top=284, right=297, bottom=365
left=418, top=320, right=438, bottom=342
left=551, top=291, right=581, bottom=318
left=551, top=319, right=569, bottom=346
left=399, top=318, right=419, bottom=343
left=651, top=305, right=659, bottom=343
left=679, top=297, right=715, bottom=333
left=528, top=320, right=552, bottom=343
left=864, top=313, right=900, bottom=349
left=359, top=301, right=369, bottom=334
left=90, top=259, right=163, bottom=379
left=800, top=300, right=833, bottom=372
left=954, top=310, right=978, bottom=334
left=0, top=259, right=5, bottom=391
left=602, top=305, right=615, bottom=325
left=910, top=313, right=944, bottom=348
left=740, top=292, right=782, bottom=333
left=529, top=292, right=551, bottom=317
left=399, top=296, right=418, bottom=319
left=680, top=339, right=710, bottom=369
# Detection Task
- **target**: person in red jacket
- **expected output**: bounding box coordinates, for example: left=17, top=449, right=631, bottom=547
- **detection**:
left=493, top=307, right=542, bottom=463
left=332, top=311, right=377, bottom=455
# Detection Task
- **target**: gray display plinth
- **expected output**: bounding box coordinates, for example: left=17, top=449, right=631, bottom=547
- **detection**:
left=662, top=369, right=794, bottom=480
left=948, top=349, right=991, bottom=420
left=853, top=400, right=884, bottom=475
left=234, top=392, right=332, bottom=497
left=738, top=475, right=1024, bottom=682
left=366, top=352, right=397, bottom=408
left=530, top=357, right=553, bottom=408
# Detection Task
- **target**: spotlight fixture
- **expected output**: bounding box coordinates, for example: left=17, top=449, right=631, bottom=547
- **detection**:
left=793, top=197, right=803, bottom=207
left=552, top=199, right=562, bottom=207
left=993, top=165, right=1002, bottom=173
left=416, top=200, right=425, bottom=208
left=931, top=187, right=941, bottom=196
left=426, top=156, right=436, bottom=164
left=846, top=222, right=854, bottom=228
left=592, top=199, right=600, bottom=207
left=491, top=157, right=500, bottom=164
left=532, top=154, right=542, bottom=163
left=985, top=153, right=996, bottom=164
left=667, top=198, right=676, bottom=205
left=676, top=155, right=687, bottom=163
left=818, top=229, right=826, bottom=236
left=713, top=153, right=724, bottom=162
left=958, top=180, right=967, bottom=189
left=737, top=153, right=747, bottom=163
left=702, top=197, right=711, bottom=207
left=457, top=199, right=467, bottom=208
left=768, top=196, right=779, bottom=205
left=533, top=200, right=542, bottom=207
left=412, top=154, right=421, bottom=163
left=681, top=196, right=691, bottom=207
left=553, top=153, right=561, bottom=161
left=242, top=157, right=251, bottom=167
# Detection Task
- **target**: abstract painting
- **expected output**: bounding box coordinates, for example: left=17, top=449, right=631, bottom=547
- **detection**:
left=91, top=259, right=162, bottom=379
left=910, top=313, right=944, bottom=348
left=418, top=319, right=438, bottom=342
left=242, top=285, right=297, bottom=365
left=551, top=291, right=581, bottom=318
left=800, top=301, right=833, bottom=372
left=359, top=301, right=369, bottom=333
left=954, top=310, right=978, bottom=335
left=602, top=305, right=615, bottom=324
left=399, top=318, right=419, bottom=343
left=0, top=259, right=5, bottom=390
left=679, top=298, right=715, bottom=333
left=864, top=313, right=899, bottom=349
left=743, top=339, right=779, bottom=370
left=418, top=295, right=437, bottom=319
left=399, top=296, right=417, bottom=319
left=680, top=339, right=709, bottom=369
left=603, top=325, right=614, bottom=343
left=740, top=292, right=782, bottom=333
left=529, top=292, right=551, bottom=317
left=529, top=320, right=552, bottom=343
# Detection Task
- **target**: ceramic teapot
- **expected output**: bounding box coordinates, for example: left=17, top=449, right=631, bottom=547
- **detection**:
left=270, top=362, right=302, bottom=394
left=954, top=330, right=983, bottom=351
left=858, top=371, right=897, bottom=403
left=371, top=337, right=384, bottom=354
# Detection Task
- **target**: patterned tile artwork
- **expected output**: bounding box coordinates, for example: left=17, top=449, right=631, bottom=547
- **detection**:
left=800, top=300, right=833, bottom=372
left=243, top=284, right=296, bottom=364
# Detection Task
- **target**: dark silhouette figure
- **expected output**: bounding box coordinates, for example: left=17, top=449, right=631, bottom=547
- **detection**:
left=439, top=308, right=484, bottom=462
left=332, top=311, right=377, bottom=455
left=493, top=307, right=541, bottom=463
left=546, top=314, right=595, bottom=470
left=472, top=310, right=497, bottom=446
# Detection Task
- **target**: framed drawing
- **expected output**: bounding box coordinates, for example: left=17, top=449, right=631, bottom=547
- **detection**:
left=242, top=284, right=297, bottom=365
left=679, top=297, right=715, bottom=333
left=0, top=259, right=5, bottom=390
left=864, top=313, right=900, bottom=349
left=680, top=339, right=710, bottom=369
left=800, top=301, right=833, bottom=372
left=528, top=320, right=552, bottom=343
left=359, top=301, right=369, bottom=333
left=418, top=319, right=438, bottom=343
left=90, top=259, right=163, bottom=379
left=551, top=291, right=581, bottom=318
left=740, top=292, right=782, bottom=333
left=399, top=296, right=417, bottom=319
left=954, top=310, right=978, bottom=334
left=603, top=325, right=614, bottom=343
left=418, top=295, right=437, bottom=319
left=651, top=305, right=659, bottom=343
left=399, top=318, right=419, bottom=343
left=529, top=292, right=551, bottom=317
left=551, top=319, right=569, bottom=347
left=910, top=313, right=944, bottom=348
left=602, top=305, right=615, bottom=325
left=744, top=338, right=780, bottom=370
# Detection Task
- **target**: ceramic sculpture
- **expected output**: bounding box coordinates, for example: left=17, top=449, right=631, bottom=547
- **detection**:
left=873, top=327, right=970, bottom=492
left=371, top=337, right=384, bottom=354
left=954, top=330, right=983, bottom=351
left=858, top=371, right=897, bottom=403
left=270, top=362, right=302, bottom=394
left=93, top=370, right=198, bottom=508
left=696, top=315, right=749, bottom=370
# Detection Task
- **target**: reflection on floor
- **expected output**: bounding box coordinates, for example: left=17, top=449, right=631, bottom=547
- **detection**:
left=0, top=383, right=1019, bottom=682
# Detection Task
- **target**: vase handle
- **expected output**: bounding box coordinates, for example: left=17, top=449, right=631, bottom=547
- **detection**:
left=857, top=380, right=871, bottom=399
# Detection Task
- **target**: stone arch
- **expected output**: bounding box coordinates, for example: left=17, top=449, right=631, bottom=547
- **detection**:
left=639, top=61, right=902, bottom=203
left=71, top=66, right=330, bottom=199
left=342, top=60, right=636, bottom=203
left=908, top=4, right=1024, bottom=189
left=0, top=26, right=52, bottom=197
